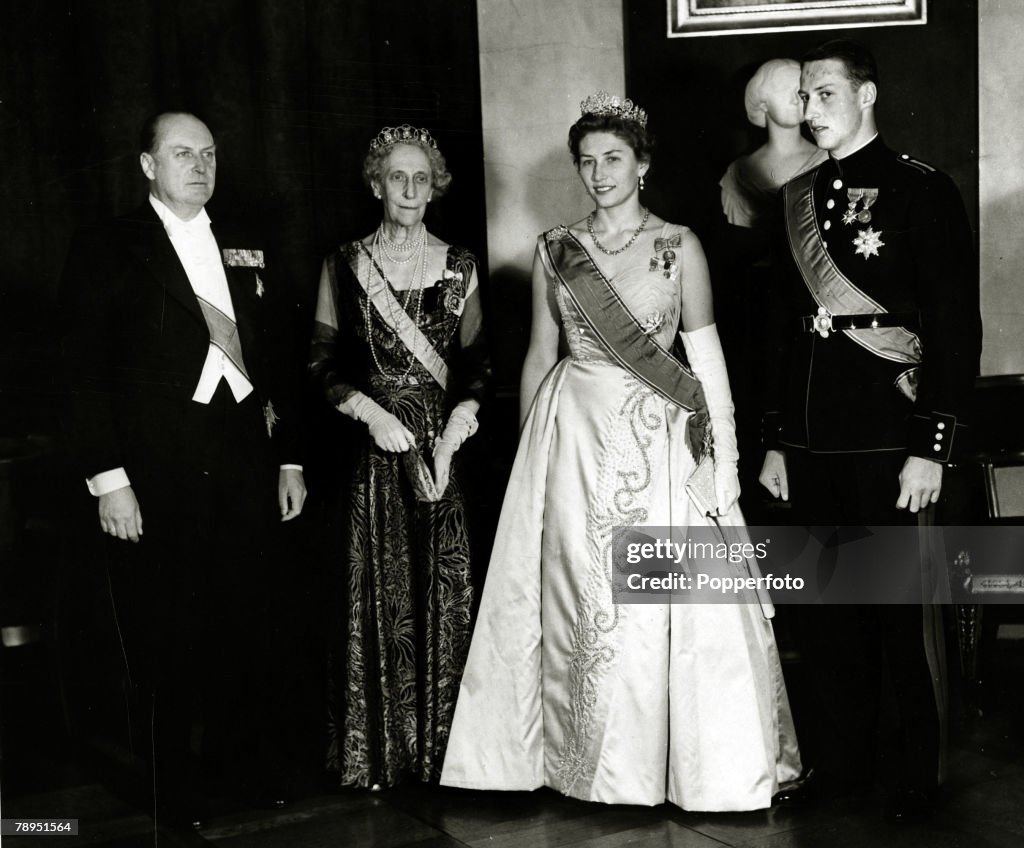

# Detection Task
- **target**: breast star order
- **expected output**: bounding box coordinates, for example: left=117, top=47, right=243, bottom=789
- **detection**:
left=853, top=227, right=885, bottom=259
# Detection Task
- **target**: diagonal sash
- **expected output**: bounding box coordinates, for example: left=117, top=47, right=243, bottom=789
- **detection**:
left=196, top=296, right=250, bottom=379
left=784, top=168, right=922, bottom=398
left=543, top=227, right=708, bottom=461
left=349, top=244, right=450, bottom=390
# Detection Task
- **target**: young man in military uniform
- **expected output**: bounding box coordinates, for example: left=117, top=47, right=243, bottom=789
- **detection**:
left=759, top=40, right=981, bottom=821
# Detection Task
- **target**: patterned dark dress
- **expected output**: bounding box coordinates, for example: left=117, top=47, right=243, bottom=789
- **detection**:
left=310, top=238, right=490, bottom=787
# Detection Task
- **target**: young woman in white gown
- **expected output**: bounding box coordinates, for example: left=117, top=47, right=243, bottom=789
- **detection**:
left=440, top=93, right=801, bottom=811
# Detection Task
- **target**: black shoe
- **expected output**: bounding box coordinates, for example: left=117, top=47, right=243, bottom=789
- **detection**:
left=884, top=789, right=934, bottom=825
left=249, top=773, right=289, bottom=811
left=156, top=783, right=209, bottom=832
left=772, top=768, right=819, bottom=806
left=158, top=801, right=206, bottom=832
left=773, top=767, right=876, bottom=807
left=261, top=793, right=287, bottom=811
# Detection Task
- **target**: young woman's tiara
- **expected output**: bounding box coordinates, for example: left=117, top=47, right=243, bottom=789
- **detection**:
left=579, top=92, right=648, bottom=127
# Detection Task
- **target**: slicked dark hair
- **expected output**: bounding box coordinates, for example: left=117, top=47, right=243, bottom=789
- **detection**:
left=801, top=39, right=878, bottom=87
left=568, top=112, right=654, bottom=167
left=138, top=111, right=210, bottom=155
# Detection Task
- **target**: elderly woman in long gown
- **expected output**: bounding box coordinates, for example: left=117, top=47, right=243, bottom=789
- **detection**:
left=310, top=125, right=490, bottom=789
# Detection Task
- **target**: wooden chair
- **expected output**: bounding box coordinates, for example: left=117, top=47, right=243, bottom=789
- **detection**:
left=952, top=375, right=1024, bottom=708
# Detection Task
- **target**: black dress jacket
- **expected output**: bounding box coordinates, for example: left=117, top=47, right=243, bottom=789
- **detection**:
left=61, top=201, right=302, bottom=485
left=763, top=137, right=980, bottom=462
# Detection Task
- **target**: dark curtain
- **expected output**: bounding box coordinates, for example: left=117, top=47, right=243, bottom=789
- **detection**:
left=0, top=0, right=486, bottom=423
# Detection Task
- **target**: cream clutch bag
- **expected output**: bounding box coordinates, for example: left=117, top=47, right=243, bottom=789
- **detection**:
left=685, top=455, right=718, bottom=517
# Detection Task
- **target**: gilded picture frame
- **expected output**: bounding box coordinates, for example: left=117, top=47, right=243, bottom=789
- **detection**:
left=668, top=0, right=927, bottom=38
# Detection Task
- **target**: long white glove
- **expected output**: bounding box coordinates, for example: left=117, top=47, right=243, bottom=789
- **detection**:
left=680, top=324, right=740, bottom=516
left=431, top=401, right=479, bottom=495
left=338, top=391, right=416, bottom=453
left=433, top=401, right=479, bottom=454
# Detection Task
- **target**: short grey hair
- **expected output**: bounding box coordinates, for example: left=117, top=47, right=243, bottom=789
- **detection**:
left=362, top=141, right=452, bottom=198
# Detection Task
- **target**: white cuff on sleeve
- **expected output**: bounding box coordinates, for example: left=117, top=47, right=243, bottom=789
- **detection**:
left=86, top=467, right=131, bottom=497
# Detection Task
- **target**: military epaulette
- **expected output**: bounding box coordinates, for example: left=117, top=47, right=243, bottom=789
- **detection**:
left=896, top=152, right=936, bottom=174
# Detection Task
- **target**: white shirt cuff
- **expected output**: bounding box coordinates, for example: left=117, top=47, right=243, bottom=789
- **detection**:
left=280, top=464, right=303, bottom=472
left=86, top=468, right=131, bottom=497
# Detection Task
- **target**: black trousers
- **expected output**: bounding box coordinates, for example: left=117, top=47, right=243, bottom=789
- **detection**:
left=106, top=384, right=283, bottom=809
left=784, top=448, right=941, bottom=795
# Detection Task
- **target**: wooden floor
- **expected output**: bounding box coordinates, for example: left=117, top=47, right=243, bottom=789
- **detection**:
left=4, top=641, right=1024, bottom=848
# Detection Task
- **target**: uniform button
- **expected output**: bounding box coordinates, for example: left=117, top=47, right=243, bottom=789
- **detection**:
left=827, top=199, right=836, bottom=209
left=833, top=179, right=843, bottom=190
left=824, top=220, right=832, bottom=230
left=933, top=444, right=942, bottom=452
left=935, top=432, right=944, bottom=441
left=937, top=422, right=946, bottom=430
left=901, top=154, right=909, bottom=159
left=822, top=241, right=828, bottom=249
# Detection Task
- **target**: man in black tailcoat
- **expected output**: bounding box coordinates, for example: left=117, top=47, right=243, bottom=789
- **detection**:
left=61, top=111, right=307, bottom=828
left=759, top=40, right=981, bottom=821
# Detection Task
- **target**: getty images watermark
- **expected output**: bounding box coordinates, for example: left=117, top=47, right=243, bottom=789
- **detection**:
left=611, top=525, right=1024, bottom=605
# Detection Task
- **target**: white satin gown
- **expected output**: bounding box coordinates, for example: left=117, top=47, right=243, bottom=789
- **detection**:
left=441, top=224, right=801, bottom=810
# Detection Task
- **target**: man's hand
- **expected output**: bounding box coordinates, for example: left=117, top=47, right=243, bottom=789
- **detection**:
left=99, top=486, right=143, bottom=542
left=279, top=468, right=307, bottom=521
left=758, top=450, right=789, bottom=500
left=897, top=456, right=943, bottom=512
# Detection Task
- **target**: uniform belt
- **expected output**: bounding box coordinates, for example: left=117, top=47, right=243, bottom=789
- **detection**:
left=799, top=311, right=920, bottom=334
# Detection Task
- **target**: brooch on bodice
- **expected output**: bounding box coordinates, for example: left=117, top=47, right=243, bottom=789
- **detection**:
left=440, top=267, right=467, bottom=315
left=649, top=234, right=682, bottom=280
left=639, top=310, right=665, bottom=335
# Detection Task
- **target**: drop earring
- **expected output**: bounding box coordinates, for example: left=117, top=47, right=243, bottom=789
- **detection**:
left=639, top=174, right=646, bottom=190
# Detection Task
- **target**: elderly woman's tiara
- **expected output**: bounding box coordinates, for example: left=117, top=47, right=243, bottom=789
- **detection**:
left=369, top=124, right=438, bottom=152
left=579, top=92, right=648, bottom=128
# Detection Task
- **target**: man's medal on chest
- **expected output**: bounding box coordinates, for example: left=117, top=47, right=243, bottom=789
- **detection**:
left=838, top=187, right=885, bottom=259
left=841, top=187, right=879, bottom=225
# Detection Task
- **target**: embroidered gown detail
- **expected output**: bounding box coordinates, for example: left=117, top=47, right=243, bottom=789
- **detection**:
left=310, top=241, right=490, bottom=788
left=440, top=224, right=801, bottom=811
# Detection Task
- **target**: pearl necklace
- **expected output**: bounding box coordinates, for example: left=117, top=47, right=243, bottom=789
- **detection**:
left=363, top=228, right=429, bottom=382
left=379, top=223, right=425, bottom=265
left=586, top=207, right=650, bottom=256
